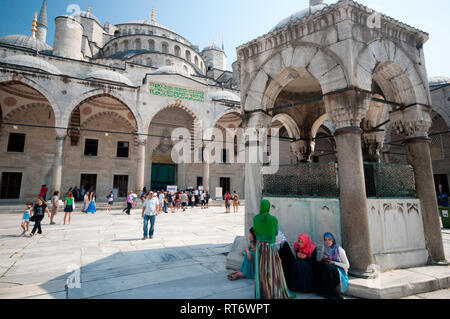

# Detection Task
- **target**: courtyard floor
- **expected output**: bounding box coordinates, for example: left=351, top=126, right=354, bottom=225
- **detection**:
left=0, top=205, right=449, bottom=299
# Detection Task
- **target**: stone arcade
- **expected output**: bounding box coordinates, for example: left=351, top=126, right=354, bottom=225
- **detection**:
left=0, top=2, right=245, bottom=201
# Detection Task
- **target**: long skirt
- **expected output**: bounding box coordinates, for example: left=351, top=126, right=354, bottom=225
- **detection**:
left=255, top=241, right=291, bottom=299
left=278, top=242, right=295, bottom=290
left=315, top=261, right=341, bottom=298
left=291, top=259, right=315, bottom=292
left=86, top=201, right=96, bottom=213
left=240, top=251, right=255, bottom=280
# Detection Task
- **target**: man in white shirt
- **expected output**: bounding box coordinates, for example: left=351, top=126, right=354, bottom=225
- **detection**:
left=142, top=191, right=159, bottom=240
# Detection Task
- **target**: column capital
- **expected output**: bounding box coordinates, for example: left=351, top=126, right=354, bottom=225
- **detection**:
left=291, top=140, right=315, bottom=163
left=245, top=111, right=272, bottom=129
left=323, top=89, right=372, bottom=130
left=136, top=135, right=148, bottom=145
left=362, top=131, right=385, bottom=162
left=55, top=128, right=67, bottom=139
left=389, top=104, right=432, bottom=139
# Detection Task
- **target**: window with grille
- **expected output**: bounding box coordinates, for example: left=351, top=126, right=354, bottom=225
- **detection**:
left=117, top=141, right=129, bottom=158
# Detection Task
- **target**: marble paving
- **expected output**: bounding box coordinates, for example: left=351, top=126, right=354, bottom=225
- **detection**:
left=0, top=206, right=449, bottom=299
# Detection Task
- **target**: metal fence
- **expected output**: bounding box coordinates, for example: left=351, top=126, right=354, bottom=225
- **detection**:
left=263, top=162, right=416, bottom=198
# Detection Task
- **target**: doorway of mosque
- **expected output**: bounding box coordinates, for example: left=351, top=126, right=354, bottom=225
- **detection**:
left=0, top=172, right=22, bottom=199
left=80, top=174, right=97, bottom=192
left=113, top=175, right=129, bottom=198
left=151, top=164, right=175, bottom=191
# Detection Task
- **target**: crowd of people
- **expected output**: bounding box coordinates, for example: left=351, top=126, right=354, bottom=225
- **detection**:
left=227, top=199, right=350, bottom=299
left=19, top=185, right=221, bottom=237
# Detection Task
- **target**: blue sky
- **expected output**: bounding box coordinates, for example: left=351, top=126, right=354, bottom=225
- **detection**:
left=0, top=0, right=449, bottom=77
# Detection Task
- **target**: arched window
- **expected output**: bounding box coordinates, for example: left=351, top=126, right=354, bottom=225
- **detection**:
left=165, top=59, right=172, bottom=66
left=135, top=38, right=141, bottom=50
left=183, top=65, right=188, bottom=73
left=185, top=50, right=191, bottom=62
left=113, top=43, right=118, bottom=54
left=146, top=58, right=152, bottom=67
left=123, top=40, right=129, bottom=51
left=114, top=30, right=121, bottom=37
left=148, top=40, right=155, bottom=51
left=174, top=45, right=181, bottom=57
left=135, top=29, right=139, bottom=35
left=194, top=56, right=199, bottom=67
left=162, top=42, right=169, bottom=54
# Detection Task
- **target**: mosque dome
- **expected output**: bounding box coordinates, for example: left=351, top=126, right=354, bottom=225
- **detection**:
left=270, top=1, right=327, bottom=32
left=74, top=10, right=102, bottom=26
left=0, top=34, right=52, bottom=52
left=429, top=76, right=450, bottom=87
left=1, top=54, right=61, bottom=74
left=151, top=65, right=190, bottom=76
left=85, top=69, right=133, bottom=86
left=123, top=20, right=174, bottom=33
left=212, top=90, right=240, bottom=102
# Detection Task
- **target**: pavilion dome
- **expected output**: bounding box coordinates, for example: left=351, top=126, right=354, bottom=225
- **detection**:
left=270, top=2, right=328, bottom=32
left=429, top=76, right=450, bottom=87
left=1, top=54, right=61, bottom=75
left=86, top=69, right=133, bottom=86
left=0, top=34, right=52, bottom=52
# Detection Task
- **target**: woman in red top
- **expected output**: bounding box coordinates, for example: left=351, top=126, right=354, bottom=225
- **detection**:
left=39, top=185, right=48, bottom=201
left=224, top=192, right=231, bottom=213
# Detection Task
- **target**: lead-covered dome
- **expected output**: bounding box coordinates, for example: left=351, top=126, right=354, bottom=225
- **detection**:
left=86, top=69, right=133, bottom=86
left=0, top=34, right=53, bottom=52
left=124, top=20, right=174, bottom=33
left=1, top=54, right=61, bottom=74
left=212, top=90, right=240, bottom=102
left=74, top=10, right=102, bottom=26
left=151, top=65, right=190, bottom=76
left=429, top=76, right=450, bottom=87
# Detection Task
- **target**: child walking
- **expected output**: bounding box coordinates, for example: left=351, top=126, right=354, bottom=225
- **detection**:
left=64, top=192, right=75, bottom=225
left=21, top=202, right=33, bottom=235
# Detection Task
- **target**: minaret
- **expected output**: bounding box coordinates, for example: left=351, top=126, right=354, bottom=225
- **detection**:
left=36, top=0, right=48, bottom=43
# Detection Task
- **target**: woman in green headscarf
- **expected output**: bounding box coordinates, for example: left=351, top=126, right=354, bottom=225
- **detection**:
left=254, top=199, right=293, bottom=299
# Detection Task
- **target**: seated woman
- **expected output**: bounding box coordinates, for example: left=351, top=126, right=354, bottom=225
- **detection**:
left=315, top=232, right=350, bottom=299
left=276, top=231, right=295, bottom=290
left=291, top=233, right=317, bottom=293
left=228, top=228, right=257, bottom=280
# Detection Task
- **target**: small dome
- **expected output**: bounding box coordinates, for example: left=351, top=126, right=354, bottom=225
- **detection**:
left=202, top=43, right=224, bottom=52
left=429, top=76, right=450, bottom=87
left=151, top=65, right=190, bottom=76
left=1, top=54, right=61, bottom=74
left=0, top=34, right=52, bottom=52
left=270, top=3, right=327, bottom=32
left=212, top=90, right=240, bottom=102
left=74, top=11, right=102, bottom=26
left=86, top=69, right=133, bottom=86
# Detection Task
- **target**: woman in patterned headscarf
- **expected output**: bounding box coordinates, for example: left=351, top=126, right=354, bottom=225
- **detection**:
left=253, top=200, right=294, bottom=299
left=315, top=232, right=350, bottom=299
left=291, top=233, right=318, bottom=293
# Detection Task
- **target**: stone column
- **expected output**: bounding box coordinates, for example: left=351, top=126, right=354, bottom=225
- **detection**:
left=202, top=145, right=210, bottom=192
left=324, top=89, right=376, bottom=276
left=51, top=130, right=67, bottom=193
left=291, top=139, right=315, bottom=163
left=244, top=112, right=272, bottom=235
left=136, top=136, right=147, bottom=194
left=391, top=105, right=447, bottom=263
